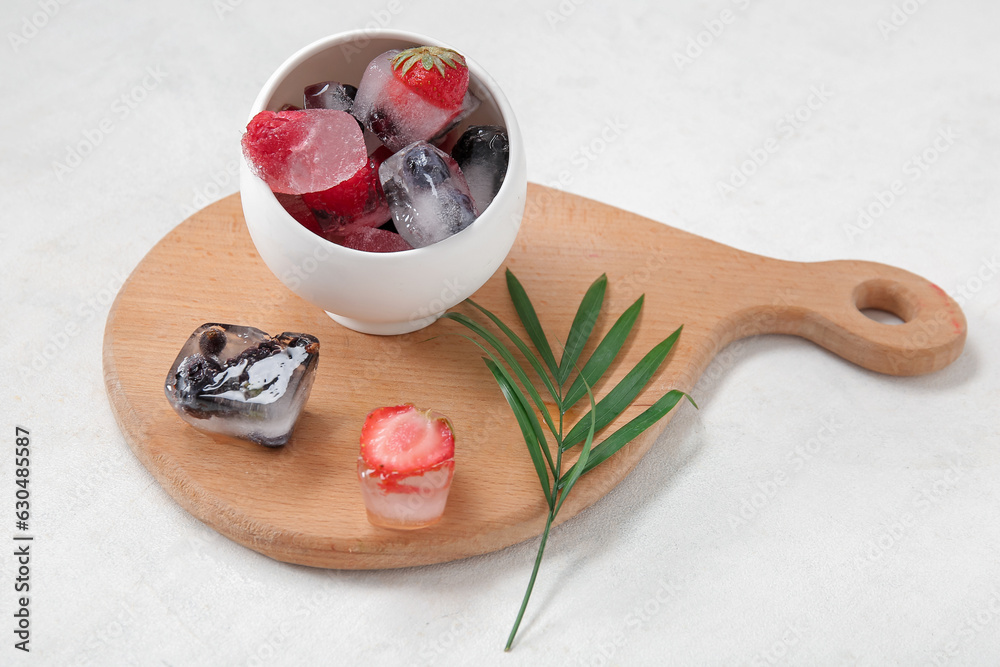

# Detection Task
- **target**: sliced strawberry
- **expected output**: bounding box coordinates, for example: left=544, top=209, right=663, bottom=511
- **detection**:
left=360, top=404, right=455, bottom=474
left=391, top=46, right=469, bottom=111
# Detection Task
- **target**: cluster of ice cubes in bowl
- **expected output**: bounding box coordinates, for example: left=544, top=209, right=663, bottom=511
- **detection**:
left=164, top=324, right=320, bottom=447
left=241, top=46, right=510, bottom=253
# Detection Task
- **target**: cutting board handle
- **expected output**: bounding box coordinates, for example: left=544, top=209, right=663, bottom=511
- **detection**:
left=729, top=258, right=967, bottom=376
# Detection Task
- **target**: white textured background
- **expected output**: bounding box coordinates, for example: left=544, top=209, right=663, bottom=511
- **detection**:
left=3, top=0, right=999, bottom=665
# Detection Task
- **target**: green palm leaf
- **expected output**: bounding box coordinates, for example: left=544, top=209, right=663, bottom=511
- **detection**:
left=445, top=270, right=693, bottom=652
left=577, top=390, right=696, bottom=477
left=465, top=299, right=562, bottom=408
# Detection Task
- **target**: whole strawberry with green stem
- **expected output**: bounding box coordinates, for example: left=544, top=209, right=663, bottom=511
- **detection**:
left=391, top=46, right=469, bottom=111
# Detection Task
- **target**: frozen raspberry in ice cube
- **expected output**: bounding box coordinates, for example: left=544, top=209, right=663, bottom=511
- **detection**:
left=333, top=226, right=414, bottom=253
left=301, top=154, right=389, bottom=234
left=241, top=109, right=367, bottom=195
left=274, top=192, right=322, bottom=236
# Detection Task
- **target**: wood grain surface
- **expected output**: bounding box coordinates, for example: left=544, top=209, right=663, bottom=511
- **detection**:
left=102, top=184, right=966, bottom=569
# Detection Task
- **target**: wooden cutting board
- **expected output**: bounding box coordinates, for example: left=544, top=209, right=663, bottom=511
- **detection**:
left=102, top=184, right=966, bottom=569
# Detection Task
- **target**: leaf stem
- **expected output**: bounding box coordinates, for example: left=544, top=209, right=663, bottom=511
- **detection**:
left=505, top=510, right=554, bottom=652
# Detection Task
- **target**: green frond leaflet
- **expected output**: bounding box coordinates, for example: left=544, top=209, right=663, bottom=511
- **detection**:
left=561, top=326, right=683, bottom=451
left=557, top=274, right=606, bottom=385
left=563, top=295, right=644, bottom=410
left=505, top=269, right=560, bottom=381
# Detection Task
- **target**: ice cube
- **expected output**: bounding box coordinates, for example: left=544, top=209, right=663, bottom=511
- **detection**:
left=301, top=154, right=389, bottom=234
left=303, top=81, right=357, bottom=112
left=357, top=459, right=454, bottom=529
left=451, top=125, right=509, bottom=211
left=352, top=50, right=465, bottom=153
left=242, top=109, right=367, bottom=195
left=429, top=90, right=482, bottom=147
left=164, top=324, right=320, bottom=447
left=332, top=225, right=414, bottom=253
left=378, top=142, right=479, bottom=248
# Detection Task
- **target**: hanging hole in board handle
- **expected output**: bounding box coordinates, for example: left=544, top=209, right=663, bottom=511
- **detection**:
left=764, top=261, right=967, bottom=377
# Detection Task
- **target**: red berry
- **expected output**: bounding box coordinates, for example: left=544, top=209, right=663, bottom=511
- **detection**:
left=274, top=193, right=322, bottom=236
left=391, top=46, right=469, bottom=111
left=241, top=109, right=366, bottom=194
left=301, top=156, right=387, bottom=233
left=360, top=404, right=455, bottom=474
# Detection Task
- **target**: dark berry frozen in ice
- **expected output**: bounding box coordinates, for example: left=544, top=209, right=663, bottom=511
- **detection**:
left=439, top=189, right=477, bottom=233
left=198, top=328, right=227, bottom=357
left=367, top=107, right=399, bottom=146
left=303, top=81, right=357, bottom=111
left=377, top=141, right=479, bottom=248
left=451, top=125, right=509, bottom=211
left=164, top=324, right=321, bottom=447
left=404, top=144, right=450, bottom=189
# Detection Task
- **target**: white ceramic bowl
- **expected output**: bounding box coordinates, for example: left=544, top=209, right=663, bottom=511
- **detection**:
left=240, top=30, right=526, bottom=335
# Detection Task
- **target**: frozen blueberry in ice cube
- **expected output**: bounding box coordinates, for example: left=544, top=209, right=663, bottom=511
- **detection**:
left=378, top=141, right=479, bottom=248
left=439, top=190, right=477, bottom=232
left=165, top=324, right=320, bottom=447
left=404, top=145, right=450, bottom=189
left=199, top=327, right=228, bottom=357
left=451, top=125, right=509, bottom=212
left=303, top=81, right=357, bottom=111
left=303, top=82, right=364, bottom=131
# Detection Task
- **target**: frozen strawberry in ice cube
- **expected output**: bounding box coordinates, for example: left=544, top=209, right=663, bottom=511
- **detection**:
left=241, top=109, right=367, bottom=194
left=358, top=404, right=455, bottom=529
left=353, top=47, right=474, bottom=153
